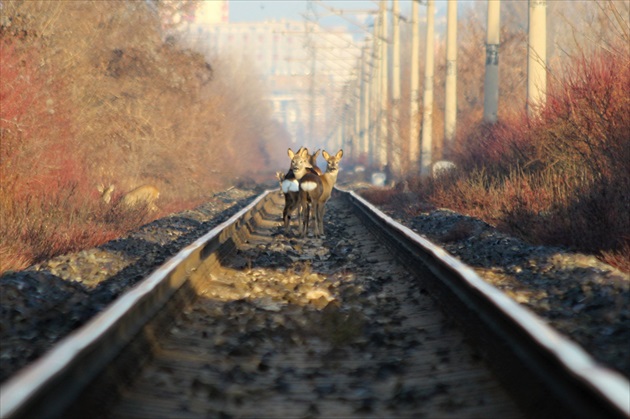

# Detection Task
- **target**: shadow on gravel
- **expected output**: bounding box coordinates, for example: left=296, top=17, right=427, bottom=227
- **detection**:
left=0, top=193, right=258, bottom=383
left=102, top=195, right=525, bottom=419
left=404, top=210, right=630, bottom=378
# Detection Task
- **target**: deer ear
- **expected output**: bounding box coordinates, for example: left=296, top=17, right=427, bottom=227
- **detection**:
left=288, top=148, right=295, bottom=159
left=336, top=149, right=343, bottom=159
left=313, top=149, right=321, bottom=158
left=322, top=150, right=331, bottom=160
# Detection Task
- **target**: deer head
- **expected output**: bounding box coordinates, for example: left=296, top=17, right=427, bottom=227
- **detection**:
left=97, top=184, right=115, bottom=204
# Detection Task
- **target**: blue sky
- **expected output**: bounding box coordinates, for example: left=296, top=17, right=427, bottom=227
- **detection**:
left=230, top=1, right=379, bottom=22
left=229, top=1, right=451, bottom=24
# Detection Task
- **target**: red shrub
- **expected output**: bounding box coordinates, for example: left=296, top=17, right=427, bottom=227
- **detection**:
left=457, top=112, right=538, bottom=177
left=537, top=51, right=630, bottom=179
left=404, top=49, right=629, bottom=271
left=1, top=31, right=82, bottom=200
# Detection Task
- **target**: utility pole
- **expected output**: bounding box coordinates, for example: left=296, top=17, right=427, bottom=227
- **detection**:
left=336, top=123, right=343, bottom=152
left=483, top=0, right=500, bottom=123
left=527, top=0, right=546, bottom=116
left=444, top=0, right=457, bottom=159
left=378, top=0, right=388, bottom=170
left=309, top=45, right=317, bottom=144
left=409, top=0, right=420, bottom=170
left=360, top=45, right=371, bottom=163
left=420, top=0, right=435, bottom=176
left=354, top=69, right=361, bottom=160
left=390, top=0, right=402, bottom=178
left=348, top=104, right=354, bottom=152
left=304, top=10, right=318, bottom=146
left=370, top=21, right=381, bottom=166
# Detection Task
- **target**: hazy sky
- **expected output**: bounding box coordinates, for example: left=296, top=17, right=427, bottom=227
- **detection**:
left=230, top=1, right=381, bottom=22
left=229, top=1, right=451, bottom=24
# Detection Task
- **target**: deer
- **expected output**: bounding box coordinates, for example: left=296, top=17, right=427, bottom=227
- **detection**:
left=298, top=149, right=343, bottom=238
left=98, top=184, right=160, bottom=212
left=97, top=184, right=115, bottom=204
left=279, top=147, right=317, bottom=234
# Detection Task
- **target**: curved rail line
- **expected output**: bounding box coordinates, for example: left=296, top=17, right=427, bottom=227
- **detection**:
left=1, top=189, right=628, bottom=418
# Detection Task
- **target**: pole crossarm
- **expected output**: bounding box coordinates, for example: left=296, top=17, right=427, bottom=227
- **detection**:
left=301, top=13, right=369, bottom=51
left=311, top=0, right=388, bottom=43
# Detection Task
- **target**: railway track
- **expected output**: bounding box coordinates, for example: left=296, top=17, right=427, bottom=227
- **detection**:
left=1, top=189, right=628, bottom=418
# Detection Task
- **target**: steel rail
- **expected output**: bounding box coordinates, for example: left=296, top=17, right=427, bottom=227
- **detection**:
left=0, top=191, right=274, bottom=419
left=342, top=188, right=629, bottom=419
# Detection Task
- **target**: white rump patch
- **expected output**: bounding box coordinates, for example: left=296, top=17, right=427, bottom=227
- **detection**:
left=371, top=172, right=386, bottom=186
left=300, top=180, right=318, bottom=192
left=432, top=160, right=457, bottom=178
left=282, top=179, right=299, bottom=193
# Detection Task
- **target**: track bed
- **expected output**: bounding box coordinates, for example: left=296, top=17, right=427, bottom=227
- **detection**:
left=109, top=194, right=521, bottom=418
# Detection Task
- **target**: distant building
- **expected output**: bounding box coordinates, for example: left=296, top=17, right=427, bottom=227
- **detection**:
left=194, top=0, right=229, bottom=25
left=177, top=2, right=359, bottom=146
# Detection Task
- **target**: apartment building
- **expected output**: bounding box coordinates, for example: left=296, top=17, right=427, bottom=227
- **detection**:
left=179, top=2, right=360, bottom=145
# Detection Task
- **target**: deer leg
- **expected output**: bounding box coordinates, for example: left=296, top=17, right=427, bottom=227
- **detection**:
left=284, top=193, right=301, bottom=235
left=282, top=200, right=291, bottom=233
left=301, top=203, right=310, bottom=238
left=318, top=203, right=326, bottom=237
left=311, top=202, right=317, bottom=237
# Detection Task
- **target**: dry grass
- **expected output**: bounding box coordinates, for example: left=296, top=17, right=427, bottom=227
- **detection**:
left=0, top=1, right=290, bottom=274
left=364, top=45, right=629, bottom=273
left=0, top=181, right=160, bottom=273
left=1, top=1, right=628, bottom=274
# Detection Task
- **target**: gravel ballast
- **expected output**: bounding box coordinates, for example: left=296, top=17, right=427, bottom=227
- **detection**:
left=1, top=186, right=628, bottom=386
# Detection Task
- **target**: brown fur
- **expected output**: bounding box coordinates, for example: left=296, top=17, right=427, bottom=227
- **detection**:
left=281, top=147, right=312, bottom=234
left=98, top=184, right=160, bottom=212
left=120, top=185, right=160, bottom=211
left=298, top=149, right=343, bottom=237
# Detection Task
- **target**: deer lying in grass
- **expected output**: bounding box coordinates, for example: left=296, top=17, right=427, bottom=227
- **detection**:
left=298, top=149, right=343, bottom=237
left=98, top=184, right=160, bottom=212
left=97, top=184, right=115, bottom=204
left=278, top=147, right=318, bottom=234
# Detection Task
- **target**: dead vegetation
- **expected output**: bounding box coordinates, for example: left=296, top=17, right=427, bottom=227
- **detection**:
left=362, top=1, right=629, bottom=273
left=0, top=1, right=290, bottom=273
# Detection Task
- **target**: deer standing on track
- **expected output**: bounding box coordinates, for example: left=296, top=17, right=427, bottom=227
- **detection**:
left=277, top=170, right=299, bottom=232
left=298, top=149, right=343, bottom=238
left=98, top=184, right=160, bottom=212
left=279, top=147, right=318, bottom=234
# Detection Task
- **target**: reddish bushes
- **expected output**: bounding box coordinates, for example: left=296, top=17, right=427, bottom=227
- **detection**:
left=0, top=184, right=132, bottom=272
left=519, top=51, right=630, bottom=259
left=0, top=1, right=290, bottom=274
left=377, top=49, right=629, bottom=273
left=539, top=52, right=630, bottom=179
left=1, top=29, right=82, bottom=199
